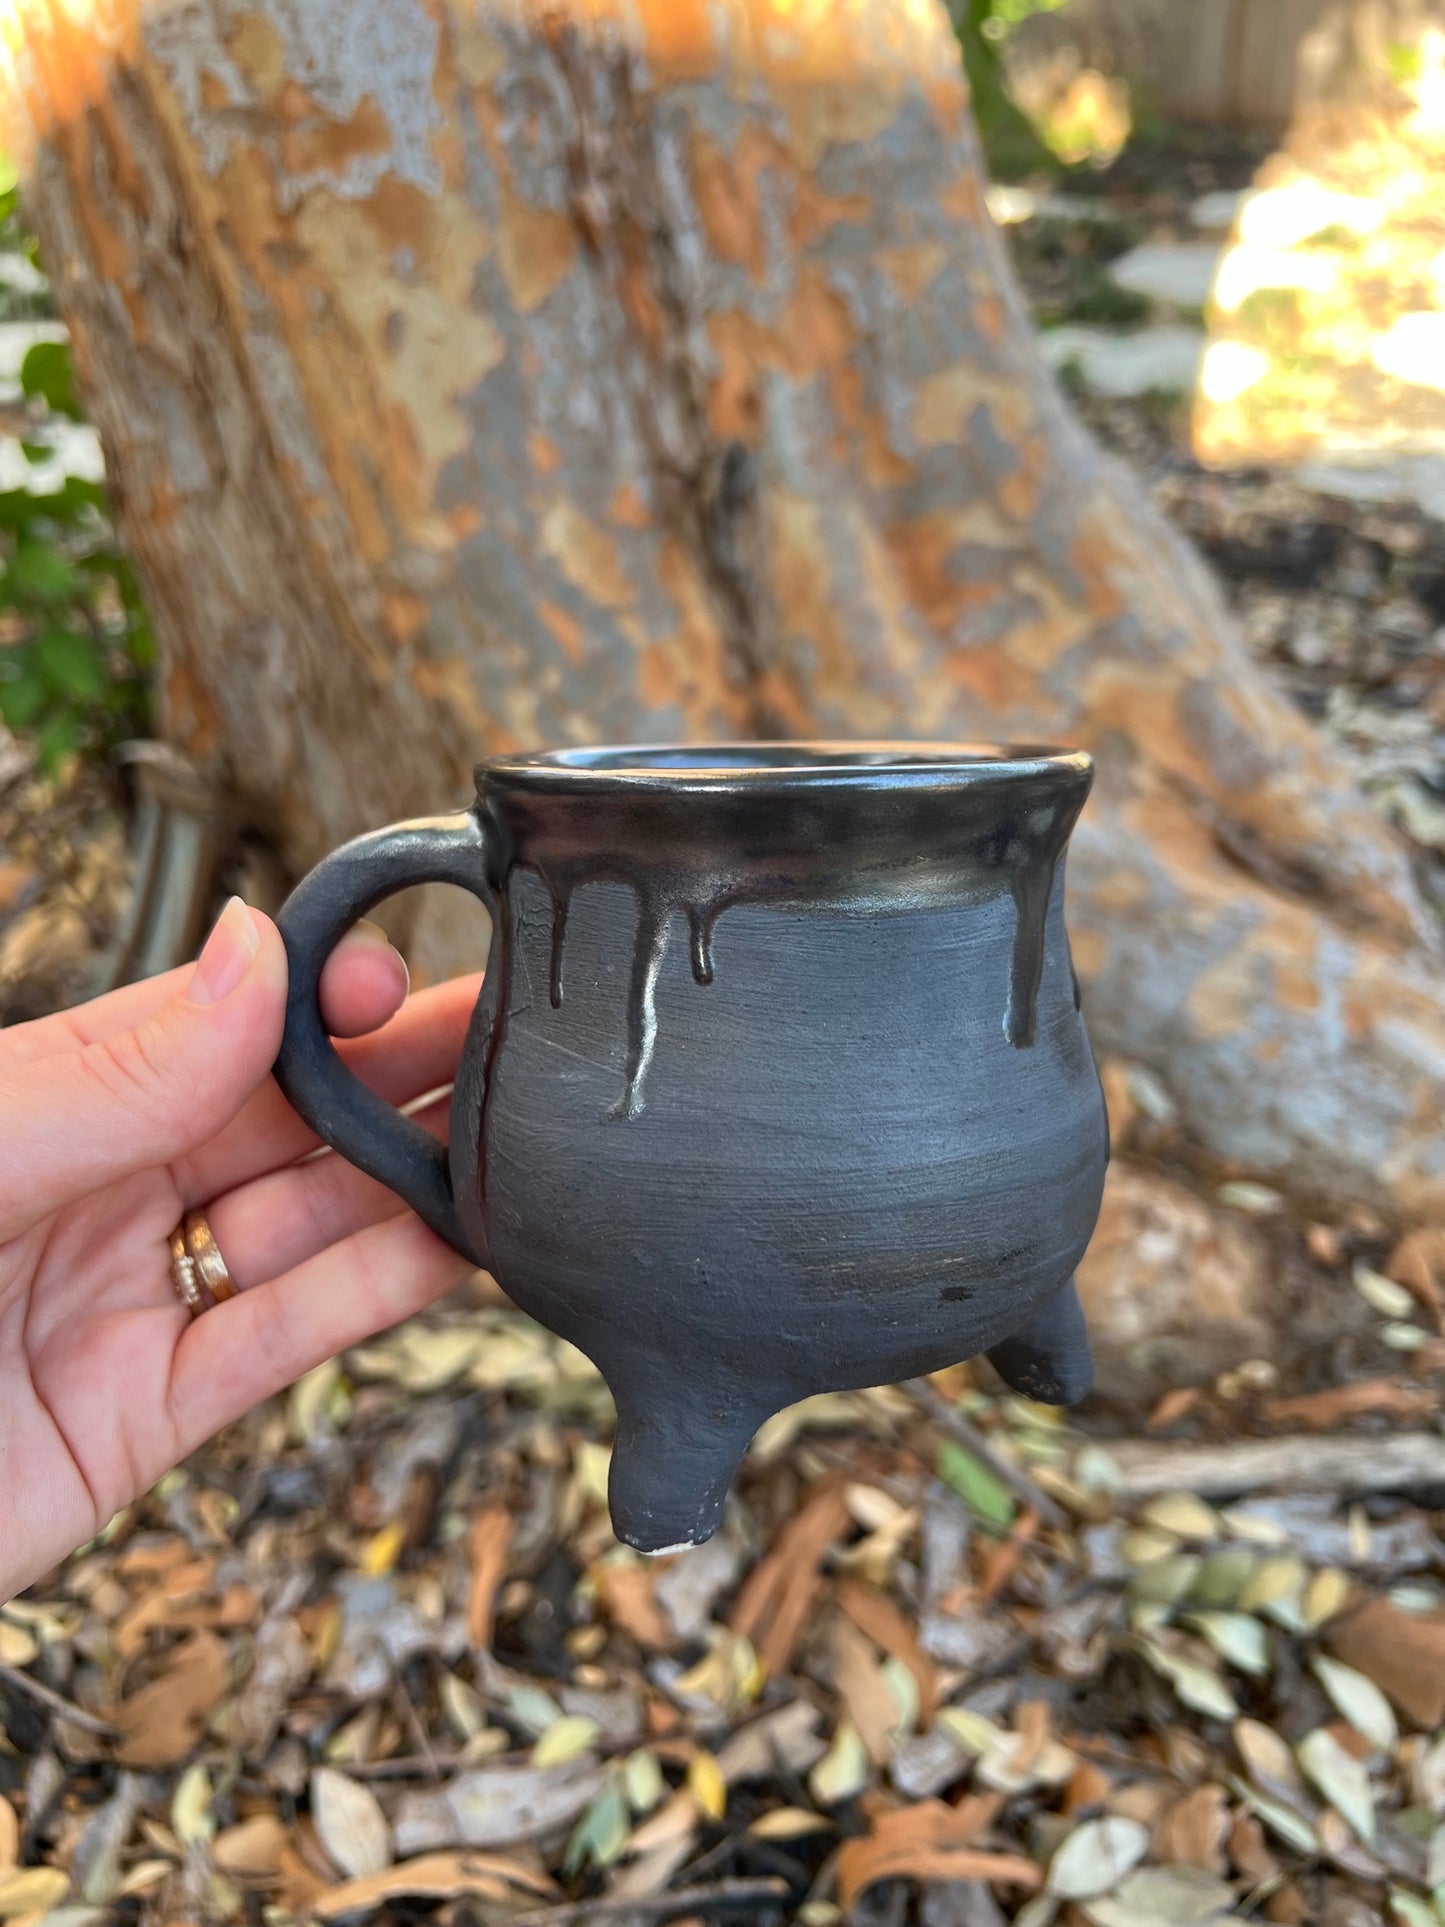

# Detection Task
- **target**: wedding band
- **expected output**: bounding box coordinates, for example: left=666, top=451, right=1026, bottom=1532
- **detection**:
left=167, top=1224, right=204, bottom=1318
left=182, top=1209, right=238, bottom=1304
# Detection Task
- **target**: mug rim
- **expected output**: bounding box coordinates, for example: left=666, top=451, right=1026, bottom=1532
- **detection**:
left=478, top=740, right=1092, bottom=791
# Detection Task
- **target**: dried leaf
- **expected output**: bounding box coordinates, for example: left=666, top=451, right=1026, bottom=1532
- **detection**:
left=809, top=1720, right=872, bottom=1807
left=0, top=1800, right=16, bottom=1873
left=0, top=1868, right=69, bottom=1919
left=687, top=1751, right=727, bottom=1821
left=1153, top=1785, right=1229, bottom=1874
left=1082, top=1864, right=1236, bottom=1925
left=0, top=1623, right=38, bottom=1667
left=312, top=1769, right=391, bottom=1879
left=1263, top=1380, right=1438, bottom=1427
left=1047, top=1817, right=1150, bottom=1899
left=1310, top=1654, right=1398, bottom=1750
left=830, top=1614, right=902, bottom=1764
left=936, top=1440, right=1015, bottom=1531
left=532, top=1717, right=600, bottom=1770
left=289, top=1357, right=343, bottom=1442
left=1140, top=1493, right=1219, bottom=1541
left=730, top=1481, right=850, bottom=1677
left=836, top=1577, right=937, bottom=1726
left=593, top=1560, right=675, bottom=1653
left=171, top=1764, right=214, bottom=1846
left=213, top=1814, right=287, bottom=1879
left=112, top=1630, right=228, bottom=1768
left=1353, top=1262, right=1416, bottom=1319
left=1327, top=1594, right=1445, bottom=1728
left=838, top=1801, right=1042, bottom=1909
left=750, top=1808, right=832, bottom=1840
left=311, top=1850, right=554, bottom=1918
left=1184, top=1612, right=1269, bottom=1676
left=393, top=1761, right=605, bottom=1856
left=1298, top=1728, right=1375, bottom=1843
left=563, top=1779, right=629, bottom=1875
left=466, top=1507, right=512, bottom=1650
left=623, top=1749, right=664, bottom=1816
left=1138, top=1639, right=1237, bottom=1720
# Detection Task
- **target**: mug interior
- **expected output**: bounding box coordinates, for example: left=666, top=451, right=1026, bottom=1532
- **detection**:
left=482, top=741, right=1089, bottom=787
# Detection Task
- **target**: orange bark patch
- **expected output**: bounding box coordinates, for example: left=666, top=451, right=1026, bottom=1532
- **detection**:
left=705, top=310, right=765, bottom=441
left=690, top=129, right=768, bottom=281
left=630, top=0, right=720, bottom=80
left=541, top=600, right=587, bottom=668
left=280, top=93, right=392, bottom=181
left=497, top=184, right=577, bottom=312
left=608, top=483, right=652, bottom=529
left=541, top=499, right=635, bottom=609
left=225, top=11, right=287, bottom=98
left=383, top=592, right=429, bottom=645
left=879, top=242, right=945, bottom=304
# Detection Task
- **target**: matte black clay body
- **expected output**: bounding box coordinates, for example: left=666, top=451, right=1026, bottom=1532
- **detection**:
left=274, top=745, right=1109, bottom=1552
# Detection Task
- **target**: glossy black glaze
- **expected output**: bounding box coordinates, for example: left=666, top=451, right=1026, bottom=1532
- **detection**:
left=274, top=744, right=1109, bottom=1553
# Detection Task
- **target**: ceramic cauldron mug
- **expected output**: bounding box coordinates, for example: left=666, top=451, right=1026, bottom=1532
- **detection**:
left=274, top=744, right=1109, bottom=1552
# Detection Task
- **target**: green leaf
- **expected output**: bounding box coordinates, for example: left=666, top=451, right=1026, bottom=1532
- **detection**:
left=562, top=1777, right=630, bottom=1876
left=20, top=338, right=82, bottom=420
left=36, top=628, right=106, bottom=701
left=0, top=668, right=45, bottom=729
left=7, top=541, right=77, bottom=602
left=33, top=709, right=79, bottom=774
left=937, top=1437, right=1016, bottom=1530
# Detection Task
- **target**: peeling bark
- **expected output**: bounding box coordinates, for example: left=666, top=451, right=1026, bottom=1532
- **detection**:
left=0, top=0, right=1440, bottom=1213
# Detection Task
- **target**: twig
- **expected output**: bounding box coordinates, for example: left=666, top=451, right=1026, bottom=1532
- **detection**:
left=0, top=1663, right=120, bottom=1739
left=1104, top=1431, right=1445, bottom=1500
left=511, top=1878, right=790, bottom=1926
left=903, top=1378, right=1068, bottom=1530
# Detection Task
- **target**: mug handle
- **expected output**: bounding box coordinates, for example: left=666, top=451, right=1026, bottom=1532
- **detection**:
left=273, top=809, right=496, bottom=1258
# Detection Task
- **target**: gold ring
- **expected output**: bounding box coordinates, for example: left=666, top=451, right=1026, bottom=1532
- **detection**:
left=168, top=1224, right=204, bottom=1319
left=182, top=1209, right=237, bottom=1305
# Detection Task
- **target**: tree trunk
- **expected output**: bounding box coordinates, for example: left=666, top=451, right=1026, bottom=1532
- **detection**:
left=1, top=0, right=1440, bottom=1216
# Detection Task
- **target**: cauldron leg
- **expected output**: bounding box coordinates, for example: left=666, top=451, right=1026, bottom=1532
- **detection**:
left=984, top=1276, right=1093, bottom=1405
left=607, top=1382, right=764, bottom=1555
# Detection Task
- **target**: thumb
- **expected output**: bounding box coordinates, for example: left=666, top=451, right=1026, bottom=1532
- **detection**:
left=0, top=899, right=288, bottom=1234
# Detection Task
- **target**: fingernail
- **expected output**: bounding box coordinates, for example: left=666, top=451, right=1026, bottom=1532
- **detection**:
left=189, top=897, right=261, bottom=1005
left=352, top=918, right=391, bottom=947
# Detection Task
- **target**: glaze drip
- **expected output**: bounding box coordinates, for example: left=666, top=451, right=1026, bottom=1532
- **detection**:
left=484, top=753, right=1090, bottom=1119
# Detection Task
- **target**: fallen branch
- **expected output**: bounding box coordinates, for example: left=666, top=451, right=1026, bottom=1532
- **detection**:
left=0, top=1663, right=120, bottom=1739
left=903, top=1378, right=1068, bottom=1531
left=511, top=1875, right=790, bottom=1925
left=1104, top=1432, right=1445, bottom=1501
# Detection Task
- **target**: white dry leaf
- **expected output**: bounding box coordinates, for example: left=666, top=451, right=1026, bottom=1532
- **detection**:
left=1139, top=1638, right=1237, bottom=1720
left=1428, top=1820, right=1445, bottom=1888
left=1047, top=1816, right=1150, bottom=1900
left=393, top=1761, right=604, bottom=1855
left=438, top=1671, right=485, bottom=1741
left=1298, top=1727, right=1375, bottom=1844
left=1185, top=1612, right=1270, bottom=1676
left=623, top=1749, right=665, bottom=1817
left=532, top=1717, right=600, bottom=1770
left=1227, top=1775, right=1320, bottom=1856
left=1388, top=1892, right=1440, bottom=1927
left=1352, top=1262, right=1416, bottom=1319
left=1415, top=1733, right=1445, bottom=1814
left=0, top=1867, right=69, bottom=1919
left=808, top=1720, right=871, bottom=1807
left=311, top=1767, right=392, bottom=1879
left=171, top=1764, right=215, bottom=1847
left=1014, top=1898, right=1062, bottom=1927
left=1310, top=1654, right=1399, bottom=1751
left=507, top=1685, right=563, bottom=1737
left=1083, top=1864, right=1237, bottom=1926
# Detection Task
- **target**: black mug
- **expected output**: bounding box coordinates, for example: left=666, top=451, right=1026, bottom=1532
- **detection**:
left=274, top=744, right=1108, bottom=1552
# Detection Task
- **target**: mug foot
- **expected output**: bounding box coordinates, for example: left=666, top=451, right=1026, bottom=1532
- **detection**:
left=985, top=1276, right=1093, bottom=1405
left=606, top=1381, right=764, bottom=1554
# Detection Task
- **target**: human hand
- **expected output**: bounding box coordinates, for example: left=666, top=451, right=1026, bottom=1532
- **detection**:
left=0, top=899, right=479, bottom=1601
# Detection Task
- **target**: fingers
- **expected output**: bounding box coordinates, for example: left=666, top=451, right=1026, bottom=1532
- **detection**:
left=203, top=1093, right=451, bottom=1287
left=168, top=1213, right=472, bottom=1442
left=0, top=918, right=410, bottom=1072
left=171, top=974, right=482, bottom=1205
left=0, top=900, right=288, bottom=1238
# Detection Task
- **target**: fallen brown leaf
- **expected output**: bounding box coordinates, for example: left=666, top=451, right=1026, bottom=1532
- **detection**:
left=1388, top=1227, right=1445, bottom=1328
left=466, top=1506, right=512, bottom=1650
left=829, top=1614, right=898, bottom=1765
left=214, top=1814, right=288, bottom=1879
left=112, top=1630, right=229, bottom=1767
left=1154, top=1782, right=1230, bottom=1872
left=1327, top=1594, right=1445, bottom=1727
left=310, top=1850, right=554, bottom=1918
left=0, top=1799, right=14, bottom=1873
left=836, top=1800, right=1042, bottom=1908
left=593, top=1562, right=675, bottom=1653
left=730, top=1481, right=850, bottom=1677
left=1263, top=1381, right=1438, bottom=1427
left=836, top=1577, right=937, bottom=1726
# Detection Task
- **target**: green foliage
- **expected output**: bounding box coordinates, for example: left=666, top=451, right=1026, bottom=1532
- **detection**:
left=948, top=0, right=1060, bottom=182
left=0, top=180, right=154, bottom=776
